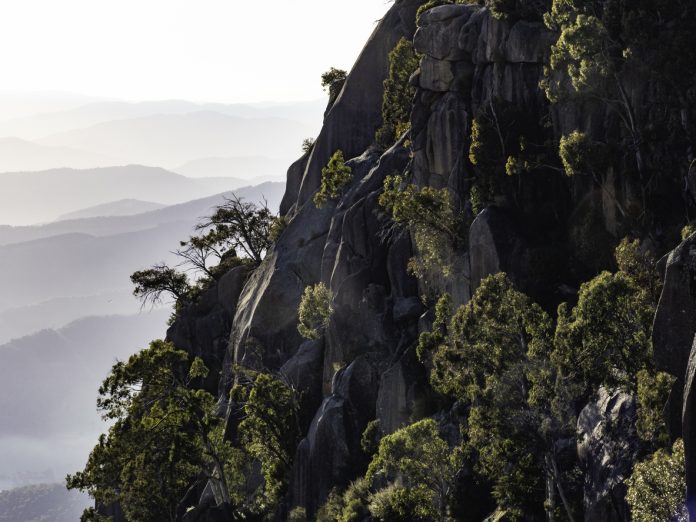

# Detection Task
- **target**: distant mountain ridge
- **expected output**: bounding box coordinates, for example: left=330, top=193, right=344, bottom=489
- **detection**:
left=0, top=181, right=285, bottom=245
left=38, top=111, right=314, bottom=169
left=56, top=199, right=166, bottom=221
left=0, top=165, right=263, bottom=225
left=0, top=137, right=119, bottom=173
left=0, top=98, right=325, bottom=140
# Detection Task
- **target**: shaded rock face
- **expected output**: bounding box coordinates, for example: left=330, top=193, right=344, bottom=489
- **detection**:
left=166, top=265, right=250, bottom=394
left=653, top=234, right=696, bottom=441
left=284, top=0, right=424, bottom=212
left=577, top=388, right=640, bottom=522
left=290, top=356, right=380, bottom=516
left=654, top=235, right=696, bottom=380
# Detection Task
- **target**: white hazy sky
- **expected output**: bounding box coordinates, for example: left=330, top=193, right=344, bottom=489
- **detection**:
left=0, top=0, right=392, bottom=104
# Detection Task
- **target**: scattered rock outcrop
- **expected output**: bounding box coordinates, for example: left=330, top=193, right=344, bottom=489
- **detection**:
left=577, top=388, right=640, bottom=522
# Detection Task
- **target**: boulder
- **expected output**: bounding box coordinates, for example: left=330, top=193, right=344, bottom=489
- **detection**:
left=290, top=356, right=379, bottom=516
left=419, top=55, right=455, bottom=92
left=414, top=4, right=474, bottom=61
left=653, top=234, right=696, bottom=437
left=653, top=235, right=696, bottom=379
left=577, top=388, right=639, bottom=522
left=469, top=207, right=523, bottom=292
left=377, top=345, right=428, bottom=434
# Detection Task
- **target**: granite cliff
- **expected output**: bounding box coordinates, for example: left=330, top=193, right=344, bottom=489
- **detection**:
left=87, top=0, right=696, bottom=520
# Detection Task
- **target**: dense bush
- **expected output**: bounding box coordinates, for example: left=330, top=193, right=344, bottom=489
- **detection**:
left=297, top=282, right=333, bottom=340
left=375, top=38, right=419, bottom=149
left=314, top=150, right=353, bottom=208
left=379, top=175, right=466, bottom=283
left=321, top=67, right=347, bottom=104
left=626, top=439, right=687, bottom=522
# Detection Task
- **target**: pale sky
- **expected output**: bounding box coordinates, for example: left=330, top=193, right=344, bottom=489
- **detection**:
left=0, top=0, right=392, bottom=104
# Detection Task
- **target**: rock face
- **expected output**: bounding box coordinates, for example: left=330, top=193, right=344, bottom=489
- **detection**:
left=653, top=235, right=696, bottom=381
left=577, top=388, right=640, bottom=522
left=167, top=2, right=696, bottom=520
left=166, top=265, right=251, bottom=394
left=286, top=0, right=424, bottom=212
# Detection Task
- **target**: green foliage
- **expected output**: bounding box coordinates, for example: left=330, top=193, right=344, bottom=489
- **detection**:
left=314, top=150, right=353, bottom=208
left=197, top=194, right=274, bottom=265
left=301, top=137, right=315, bottom=154
left=614, top=237, right=662, bottom=303
left=375, top=38, right=419, bottom=149
left=626, top=439, right=687, bottom=522
left=269, top=215, right=290, bottom=243
left=297, top=282, right=333, bottom=340
left=430, top=273, right=552, bottom=400
left=321, top=67, right=347, bottom=103
left=288, top=506, right=307, bottom=522
left=339, top=478, right=371, bottom=522
left=366, top=418, right=462, bottom=521
left=682, top=222, right=696, bottom=241
left=238, top=373, right=299, bottom=510
left=553, top=270, right=653, bottom=391
left=130, top=264, right=191, bottom=307
left=316, top=488, right=345, bottom=522
left=368, top=485, right=434, bottom=522
left=417, top=293, right=452, bottom=362
left=360, top=419, right=384, bottom=456
left=558, top=131, right=604, bottom=177
left=67, top=341, right=242, bottom=521
left=380, top=175, right=466, bottom=282
left=636, top=369, right=675, bottom=448
left=427, top=274, right=581, bottom=520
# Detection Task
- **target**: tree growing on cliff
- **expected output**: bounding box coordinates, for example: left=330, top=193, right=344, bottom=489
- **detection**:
left=428, top=274, right=580, bottom=520
left=130, top=263, right=191, bottom=307
left=375, top=37, right=419, bottom=149
left=314, top=150, right=353, bottom=208
left=233, top=372, right=300, bottom=511
left=626, top=438, right=687, bottom=522
left=297, top=282, right=333, bottom=340
left=67, top=341, right=243, bottom=521
left=552, top=239, right=658, bottom=393
left=196, top=194, right=274, bottom=266
left=321, top=67, right=347, bottom=105
left=366, top=418, right=462, bottom=522
left=379, top=175, right=466, bottom=285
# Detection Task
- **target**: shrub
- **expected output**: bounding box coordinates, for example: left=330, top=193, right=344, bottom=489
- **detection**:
left=368, top=485, right=433, bottom=522
left=682, top=222, right=696, bottom=240
left=314, top=150, right=353, bottom=208
left=269, top=215, right=290, bottom=243
left=301, top=137, right=315, bottom=154
left=316, top=488, right=344, bottom=522
left=321, top=68, right=347, bottom=103
left=559, top=131, right=596, bottom=177
left=375, top=38, right=419, bottom=149
left=636, top=369, right=674, bottom=447
left=626, top=439, right=687, bottom=522
left=339, top=478, right=371, bottom=522
left=297, top=283, right=333, bottom=340
left=379, top=175, right=466, bottom=281
left=288, top=507, right=307, bottom=522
